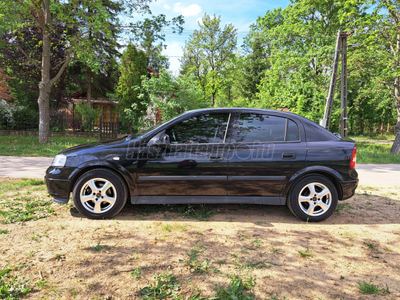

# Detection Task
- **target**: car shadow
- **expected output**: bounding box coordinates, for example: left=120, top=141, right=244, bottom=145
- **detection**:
left=69, top=193, right=400, bottom=225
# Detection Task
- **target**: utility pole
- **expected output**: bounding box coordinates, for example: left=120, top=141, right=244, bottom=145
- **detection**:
left=341, top=33, right=348, bottom=137
left=320, top=30, right=349, bottom=137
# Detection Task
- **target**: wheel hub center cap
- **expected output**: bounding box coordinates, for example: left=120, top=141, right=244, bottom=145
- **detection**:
left=312, top=196, right=317, bottom=201
left=96, top=192, right=102, bottom=198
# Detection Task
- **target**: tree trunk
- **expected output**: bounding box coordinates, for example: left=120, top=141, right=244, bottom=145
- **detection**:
left=391, top=74, right=400, bottom=154
left=38, top=84, right=51, bottom=143
left=38, top=0, right=52, bottom=144
left=211, top=93, right=215, bottom=107
left=87, top=67, right=92, bottom=103
left=391, top=122, right=400, bottom=154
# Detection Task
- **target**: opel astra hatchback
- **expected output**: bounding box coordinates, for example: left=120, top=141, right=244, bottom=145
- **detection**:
left=45, top=108, right=358, bottom=222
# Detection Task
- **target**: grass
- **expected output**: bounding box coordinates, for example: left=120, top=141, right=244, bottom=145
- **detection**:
left=297, top=247, right=313, bottom=258
left=0, top=179, right=55, bottom=224
left=92, top=241, right=104, bottom=251
left=354, top=141, right=400, bottom=164
left=0, top=195, right=54, bottom=224
left=356, top=280, right=390, bottom=295
left=336, top=203, right=354, bottom=213
left=140, top=273, right=181, bottom=299
left=179, top=245, right=213, bottom=274
left=130, top=268, right=143, bottom=279
left=139, top=273, right=255, bottom=300
left=0, top=269, right=33, bottom=299
left=0, top=135, right=98, bottom=157
left=214, top=276, right=256, bottom=300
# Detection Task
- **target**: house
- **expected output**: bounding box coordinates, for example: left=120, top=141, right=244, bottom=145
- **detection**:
left=68, top=90, right=119, bottom=126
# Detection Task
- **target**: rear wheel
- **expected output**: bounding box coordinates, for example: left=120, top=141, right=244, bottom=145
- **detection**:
left=287, top=174, right=338, bottom=222
left=73, top=168, right=127, bottom=219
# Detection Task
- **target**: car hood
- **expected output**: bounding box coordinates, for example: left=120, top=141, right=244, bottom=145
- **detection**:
left=59, top=137, right=133, bottom=156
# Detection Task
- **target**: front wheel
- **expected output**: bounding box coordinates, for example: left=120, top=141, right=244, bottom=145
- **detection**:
left=73, top=168, right=128, bottom=219
left=287, top=175, right=338, bottom=222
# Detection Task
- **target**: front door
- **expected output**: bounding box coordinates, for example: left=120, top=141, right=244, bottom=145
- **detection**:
left=136, top=112, right=232, bottom=196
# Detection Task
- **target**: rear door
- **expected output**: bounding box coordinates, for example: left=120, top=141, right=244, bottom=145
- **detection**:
left=228, top=112, right=307, bottom=197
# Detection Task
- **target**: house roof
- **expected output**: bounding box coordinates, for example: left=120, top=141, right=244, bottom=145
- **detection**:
left=70, top=90, right=118, bottom=105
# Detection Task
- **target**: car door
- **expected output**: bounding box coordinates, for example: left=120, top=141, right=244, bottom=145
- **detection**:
left=136, top=112, right=232, bottom=196
left=227, top=112, right=307, bottom=197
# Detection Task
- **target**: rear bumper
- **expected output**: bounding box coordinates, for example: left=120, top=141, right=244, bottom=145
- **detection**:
left=340, top=179, right=359, bottom=200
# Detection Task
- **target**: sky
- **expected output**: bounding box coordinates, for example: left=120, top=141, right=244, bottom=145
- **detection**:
left=130, top=0, right=290, bottom=75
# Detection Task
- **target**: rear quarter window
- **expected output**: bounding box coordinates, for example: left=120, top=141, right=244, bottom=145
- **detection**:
left=303, top=121, right=338, bottom=142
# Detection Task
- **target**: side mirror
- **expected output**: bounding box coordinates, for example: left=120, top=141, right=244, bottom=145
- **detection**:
left=161, top=134, right=170, bottom=144
left=147, top=132, right=170, bottom=147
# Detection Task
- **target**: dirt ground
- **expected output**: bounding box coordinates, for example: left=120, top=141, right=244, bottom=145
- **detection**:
left=0, top=180, right=399, bottom=300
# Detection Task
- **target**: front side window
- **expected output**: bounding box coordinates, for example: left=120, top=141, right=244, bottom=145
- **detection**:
left=236, top=114, right=298, bottom=143
left=166, top=113, right=230, bottom=144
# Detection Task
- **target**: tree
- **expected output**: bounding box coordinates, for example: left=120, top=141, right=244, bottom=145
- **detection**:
left=181, top=14, right=237, bottom=106
left=0, top=0, right=151, bottom=143
left=0, top=69, right=14, bottom=102
left=137, top=69, right=205, bottom=125
left=130, top=14, right=184, bottom=72
left=248, top=1, right=363, bottom=129
left=115, top=44, right=148, bottom=132
left=0, top=25, right=81, bottom=110
left=342, top=0, right=400, bottom=153
left=238, top=37, right=270, bottom=101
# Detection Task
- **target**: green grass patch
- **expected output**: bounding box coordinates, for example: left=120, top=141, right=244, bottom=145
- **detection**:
left=350, top=133, right=396, bottom=141
left=0, top=195, right=55, bottom=224
left=354, top=141, right=400, bottom=164
left=297, top=247, right=313, bottom=258
left=178, top=204, right=217, bottom=221
left=0, top=269, right=33, bottom=299
left=140, top=273, right=181, bottom=299
left=0, top=135, right=98, bottom=157
left=0, top=179, right=45, bottom=193
left=356, top=280, right=390, bottom=295
left=214, top=276, right=255, bottom=300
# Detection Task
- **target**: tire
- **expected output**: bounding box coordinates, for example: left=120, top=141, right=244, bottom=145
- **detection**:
left=73, top=168, right=128, bottom=219
left=287, top=174, right=338, bottom=222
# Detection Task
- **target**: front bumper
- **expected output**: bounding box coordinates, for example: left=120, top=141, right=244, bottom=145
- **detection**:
left=340, top=179, right=359, bottom=200
left=45, top=166, right=74, bottom=203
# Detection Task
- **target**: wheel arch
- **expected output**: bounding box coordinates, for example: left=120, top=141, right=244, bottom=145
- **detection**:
left=284, top=167, right=344, bottom=203
left=67, top=161, right=136, bottom=198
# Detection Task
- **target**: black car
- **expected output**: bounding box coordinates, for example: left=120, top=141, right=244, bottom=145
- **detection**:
left=45, top=108, right=358, bottom=222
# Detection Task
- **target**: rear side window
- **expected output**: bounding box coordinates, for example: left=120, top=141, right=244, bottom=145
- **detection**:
left=236, top=114, right=286, bottom=142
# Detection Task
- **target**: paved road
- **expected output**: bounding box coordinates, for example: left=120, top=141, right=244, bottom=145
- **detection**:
left=0, top=156, right=399, bottom=187
left=0, top=156, right=53, bottom=179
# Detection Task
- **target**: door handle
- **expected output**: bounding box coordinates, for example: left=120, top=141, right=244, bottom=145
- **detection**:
left=282, top=152, right=296, bottom=159
left=209, top=154, right=224, bottom=161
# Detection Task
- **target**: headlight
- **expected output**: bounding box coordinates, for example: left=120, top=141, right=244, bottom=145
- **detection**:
left=51, top=154, right=67, bottom=167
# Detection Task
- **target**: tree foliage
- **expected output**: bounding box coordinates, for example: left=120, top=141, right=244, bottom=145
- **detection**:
left=130, top=14, right=184, bottom=72
left=125, top=69, right=206, bottom=131
left=116, top=44, right=149, bottom=131
left=181, top=13, right=237, bottom=107
left=0, top=0, right=151, bottom=143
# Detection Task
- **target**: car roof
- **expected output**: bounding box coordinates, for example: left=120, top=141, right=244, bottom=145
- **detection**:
left=183, top=107, right=302, bottom=119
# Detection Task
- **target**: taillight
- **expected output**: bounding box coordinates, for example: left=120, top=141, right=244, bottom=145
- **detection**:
left=350, top=146, right=357, bottom=169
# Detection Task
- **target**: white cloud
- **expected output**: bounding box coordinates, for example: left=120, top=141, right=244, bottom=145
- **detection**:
left=163, top=4, right=171, bottom=9
left=173, top=2, right=202, bottom=17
